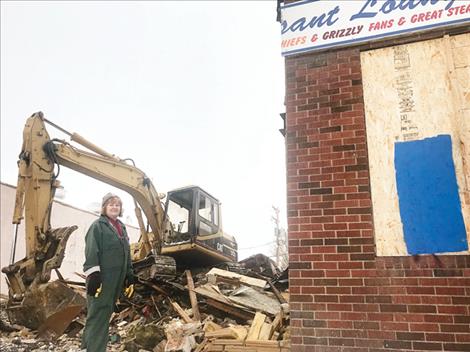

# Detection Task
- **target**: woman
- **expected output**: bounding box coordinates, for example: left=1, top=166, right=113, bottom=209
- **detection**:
left=81, top=193, right=134, bottom=352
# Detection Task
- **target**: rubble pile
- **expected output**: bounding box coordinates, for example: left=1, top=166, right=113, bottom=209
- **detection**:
left=0, top=254, right=290, bottom=352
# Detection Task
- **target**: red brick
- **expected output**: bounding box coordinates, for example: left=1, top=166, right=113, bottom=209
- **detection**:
left=315, top=311, right=340, bottom=320
left=325, top=270, right=351, bottom=277
left=340, top=312, right=367, bottom=320
left=314, top=295, right=339, bottom=303
left=456, top=334, right=470, bottom=343
left=443, top=343, right=470, bottom=351
left=424, top=314, right=454, bottom=323
left=367, top=312, right=395, bottom=322
left=406, top=286, right=435, bottom=295
left=381, top=321, right=410, bottom=331
left=327, top=320, right=353, bottom=329
left=397, top=332, right=424, bottom=341
left=380, top=304, right=407, bottom=313
left=426, top=333, right=456, bottom=342
left=392, top=295, right=421, bottom=304
left=301, top=270, right=325, bottom=278
left=367, top=330, right=395, bottom=340
left=326, top=286, right=351, bottom=294
left=339, top=295, right=364, bottom=304
left=291, top=294, right=314, bottom=302
left=353, top=303, right=379, bottom=312
left=421, top=296, right=452, bottom=305
left=314, top=262, right=338, bottom=270
left=395, top=313, right=425, bottom=323
left=354, top=321, right=380, bottom=329
left=384, top=340, right=412, bottom=349
left=440, top=324, right=470, bottom=333
left=409, top=323, right=440, bottom=332
left=436, top=287, right=466, bottom=295
left=412, top=341, right=443, bottom=350
left=408, top=305, right=437, bottom=313
left=301, top=286, right=325, bottom=294
left=329, top=338, right=355, bottom=347
left=339, top=262, right=363, bottom=270
left=327, top=303, right=353, bottom=312
left=438, top=305, right=468, bottom=315
left=342, top=329, right=368, bottom=339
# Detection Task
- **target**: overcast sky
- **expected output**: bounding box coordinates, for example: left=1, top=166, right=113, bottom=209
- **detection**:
left=1, top=1, right=286, bottom=260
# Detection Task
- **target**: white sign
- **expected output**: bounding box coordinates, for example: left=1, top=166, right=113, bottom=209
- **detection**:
left=281, top=0, right=470, bottom=56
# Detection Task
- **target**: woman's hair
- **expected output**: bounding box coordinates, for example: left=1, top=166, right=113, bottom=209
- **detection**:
left=101, top=196, right=123, bottom=217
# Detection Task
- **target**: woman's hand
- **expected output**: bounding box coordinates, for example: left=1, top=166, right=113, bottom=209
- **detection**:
left=86, top=271, right=102, bottom=297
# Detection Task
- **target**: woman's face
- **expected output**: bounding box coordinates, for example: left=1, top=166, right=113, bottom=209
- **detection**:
left=105, top=198, right=121, bottom=219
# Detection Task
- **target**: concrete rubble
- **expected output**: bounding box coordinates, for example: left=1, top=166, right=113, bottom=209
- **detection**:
left=0, top=254, right=290, bottom=352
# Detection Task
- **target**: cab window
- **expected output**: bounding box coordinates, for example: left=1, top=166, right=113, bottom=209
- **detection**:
left=198, top=194, right=219, bottom=235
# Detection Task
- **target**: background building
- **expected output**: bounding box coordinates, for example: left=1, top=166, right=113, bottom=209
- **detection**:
left=1, top=182, right=139, bottom=295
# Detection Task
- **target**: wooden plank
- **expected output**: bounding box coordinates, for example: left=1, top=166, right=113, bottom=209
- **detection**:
left=205, top=328, right=239, bottom=339
left=209, top=274, right=241, bottom=287
left=194, top=338, right=208, bottom=352
left=224, top=347, right=258, bottom=352
left=170, top=300, right=193, bottom=323
left=206, top=268, right=267, bottom=288
left=206, top=344, right=224, bottom=352
left=195, top=284, right=233, bottom=304
left=205, top=298, right=254, bottom=321
left=246, top=312, right=266, bottom=341
left=231, top=326, right=248, bottom=341
left=258, top=322, right=273, bottom=340
left=271, top=312, right=283, bottom=337
left=203, top=321, right=223, bottom=333
left=245, top=340, right=280, bottom=347
left=206, top=326, right=248, bottom=340
left=212, top=339, right=244, bottom=345
left=185, top=270, right=201, bottom=321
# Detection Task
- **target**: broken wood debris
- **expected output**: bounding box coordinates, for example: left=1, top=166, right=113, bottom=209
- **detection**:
left=186, top=270, right=201, bottom=322
left=0, top=255, right=289, bottom=352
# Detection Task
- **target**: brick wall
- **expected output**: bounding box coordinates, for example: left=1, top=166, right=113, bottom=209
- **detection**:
left=285, top=47, right=470, bottom=351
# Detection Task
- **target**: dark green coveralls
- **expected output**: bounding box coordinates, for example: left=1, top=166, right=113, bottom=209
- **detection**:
left=81, top=215, right=133, bottom=352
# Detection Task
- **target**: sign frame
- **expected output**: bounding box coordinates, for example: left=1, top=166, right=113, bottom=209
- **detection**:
left=281, top=0, right=470, bottom=56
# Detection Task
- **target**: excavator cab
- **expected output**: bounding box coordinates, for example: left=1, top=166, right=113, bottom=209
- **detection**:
left=162, top=186, right=237, bottom=267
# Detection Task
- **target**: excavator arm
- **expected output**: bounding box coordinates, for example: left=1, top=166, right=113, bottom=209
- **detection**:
left=47, top=141, right=165, bottom=253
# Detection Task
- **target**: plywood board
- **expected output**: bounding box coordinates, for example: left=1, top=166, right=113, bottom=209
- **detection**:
left=361, top=33, right=470, bottom=256
left=206, top=268, right=267, bottom=288
left=246, top=312, right=266, bottom=341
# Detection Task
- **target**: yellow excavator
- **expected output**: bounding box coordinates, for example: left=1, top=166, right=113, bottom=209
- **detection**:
left=1, top=112, right=237, bottom=331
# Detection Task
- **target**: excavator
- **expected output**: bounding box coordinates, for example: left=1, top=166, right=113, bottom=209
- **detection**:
left=1, top=112, right=237, bottom=332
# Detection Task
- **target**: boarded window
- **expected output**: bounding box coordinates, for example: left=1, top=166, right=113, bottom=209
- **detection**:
left=361, top=33, right=470, bottom=256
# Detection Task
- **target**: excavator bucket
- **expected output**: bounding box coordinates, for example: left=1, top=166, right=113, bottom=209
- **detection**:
left=7, top=280, right=86, bottom=336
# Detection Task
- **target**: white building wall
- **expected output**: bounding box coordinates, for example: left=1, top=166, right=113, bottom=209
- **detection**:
left=0, top=182, right=140, bottom=295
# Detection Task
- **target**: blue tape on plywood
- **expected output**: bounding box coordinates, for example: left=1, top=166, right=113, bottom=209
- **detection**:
left=394, top=135, right=468, bottom=255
